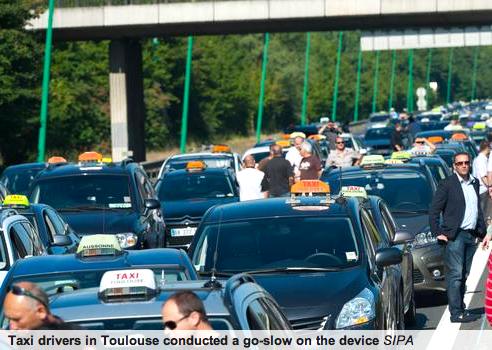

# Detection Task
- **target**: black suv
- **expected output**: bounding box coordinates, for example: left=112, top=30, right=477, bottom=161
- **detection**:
left=29, top=156, right=165, bottom=249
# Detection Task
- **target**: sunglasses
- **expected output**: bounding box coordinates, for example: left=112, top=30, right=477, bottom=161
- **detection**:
left=336, top=141, right=345, bottom=144
left=454, top=161, right=470, bottom=166
left=163, top=314, right=190, bottom=330
left=10, top=285, right=48, bottom=308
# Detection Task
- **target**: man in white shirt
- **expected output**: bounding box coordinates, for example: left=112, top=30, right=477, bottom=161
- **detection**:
left=285, top=136, right=304, bottom=169
left=236, top=155, right=265, bottom=201
left=444, top=116, right=464, bottom=131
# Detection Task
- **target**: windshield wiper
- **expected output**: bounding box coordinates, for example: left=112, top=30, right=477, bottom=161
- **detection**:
left=244, top=267, right=342, bottom=274
left=58, top=205, right=119, bottom=212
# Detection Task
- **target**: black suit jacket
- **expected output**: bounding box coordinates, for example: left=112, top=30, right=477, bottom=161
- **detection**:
left=429, top=174, right=486, bottom=240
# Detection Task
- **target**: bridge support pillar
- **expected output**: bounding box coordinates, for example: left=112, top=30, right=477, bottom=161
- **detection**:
left=109, top=39, right=146, bottom=162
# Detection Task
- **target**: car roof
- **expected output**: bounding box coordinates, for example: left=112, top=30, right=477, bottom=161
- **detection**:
left=8, top=249, right=191, bottom=278
left=202, top=197, right=355, bottom=223
left=325, top=163, right=425, bottom=176
left=2, top=163, right=46, bottom=172
left=33, top=163, right=135, bottom=180
left=162, top=167, right=232, bottom=178
left=50, top=281, right=230, bottom=321
left=168, top=152, right=235, bottom=160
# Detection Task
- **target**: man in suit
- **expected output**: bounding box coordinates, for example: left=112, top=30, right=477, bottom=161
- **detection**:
left=430, top=152, right=489, bottom=322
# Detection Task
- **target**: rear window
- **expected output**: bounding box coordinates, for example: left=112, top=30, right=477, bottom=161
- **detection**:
left=158, top=174, right=235, bottom=201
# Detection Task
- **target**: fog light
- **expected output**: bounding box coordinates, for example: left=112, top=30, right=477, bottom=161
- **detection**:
left=432, top=269, right=441, bottom=278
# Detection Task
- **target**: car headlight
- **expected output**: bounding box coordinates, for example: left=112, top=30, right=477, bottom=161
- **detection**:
left=115, top=233, right=138, bottom=248
left=413, top=231, right=436, bottom=248
left=335, top=288, right=375, bottom=329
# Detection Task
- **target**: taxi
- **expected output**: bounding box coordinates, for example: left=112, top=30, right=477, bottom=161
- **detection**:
left=2, top=194, right=79, bottom=254
left=391, top=151, right=452, bottom=183
left=43, top=271, right=291, bottom=330
left=155, top=161, right=239, bottom=249
left=28, top=152, right=165, bottom=249
left=188, top=180, right=406, bottom=330
left=322, top=155, right=445, bottom=292
left=0, top=235, right=198, bottom=319
left=0, top=162, right=47, bottom=195
left=0, top=183, right=7, bottom=203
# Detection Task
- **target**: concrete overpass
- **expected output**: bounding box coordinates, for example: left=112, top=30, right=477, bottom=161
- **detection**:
left=29, top=0, right=492, bottom=161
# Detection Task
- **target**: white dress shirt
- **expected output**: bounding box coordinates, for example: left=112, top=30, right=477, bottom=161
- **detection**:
left=457, top=173, right=478, bottom=230
left=285, top=147, right=302, bottom=169
left=237, top=167, right=265, bottom=201
left=473, top=152, right=489, bottom=194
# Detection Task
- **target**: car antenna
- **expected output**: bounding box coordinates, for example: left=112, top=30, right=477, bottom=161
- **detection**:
left=204, top=208, right=223, bottom=289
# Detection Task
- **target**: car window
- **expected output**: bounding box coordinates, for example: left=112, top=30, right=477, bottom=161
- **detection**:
left=22, top=222, right=45, bottom=255
left=158, top=174, right=235, bottom=201
left=379, top=204, right=395, bottom=241
left=0, top=231, right=8, bottom=270
left=9, top=223, right=33, bottom=258
left=360, top=209, right=382, bottom=252
left=45, top=209, right=66, bottom=239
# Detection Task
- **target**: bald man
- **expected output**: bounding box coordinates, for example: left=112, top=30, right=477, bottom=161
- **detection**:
left=3, top=282, right=76, bottom=330
left=237, top=155, right=265, bottom=201
left=161, top=291, right=212, bottom=331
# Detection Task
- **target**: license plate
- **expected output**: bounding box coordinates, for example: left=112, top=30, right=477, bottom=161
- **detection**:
left=170, top=227, right=197, bottom=237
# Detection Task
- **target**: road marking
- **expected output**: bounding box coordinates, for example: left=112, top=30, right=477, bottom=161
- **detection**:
left=426, top=246, right=490, bottom=350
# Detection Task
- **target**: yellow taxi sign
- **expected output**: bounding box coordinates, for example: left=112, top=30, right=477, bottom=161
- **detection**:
left=289, top=132, right=306, bottom=139
left=101, top=157, right=113, bottom=163
left=360, top=155, right=385, bottom=167
left=79, top=151, right=103, bottom=162
left=291, top=180, right=330, bottom=195
left=385, top=159, right=404, bottom=165
left=77, top=234, right=122, bottom=258
left=276, top=140, right=291, bottom=148
left=212, top=144, right=231, bottom=153
left=186, top=161, right=206, bottom=171
left=47, top=156, right=67, bottom=164
left=391, top=151, right=411, bottom=160
left=473, top=122, right=486, bottom=130
left=3, top=195, right=29, bottom=207
left=340, top=186, right=367, bottom=199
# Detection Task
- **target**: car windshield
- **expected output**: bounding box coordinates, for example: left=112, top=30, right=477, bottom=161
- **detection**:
left=325, top=170, right=433, bottom=212
left=165, top=157, right=233, bottom=171
left=9, top=267, right=188, bottom=298
left=31, top=175, right=133, bottom=211
left=192, top=217, right=359, bottom=273
left=0, top=167, right=44, bottom=195
left=365, top=128, right=392, bottom=140
left=435, top=151, right=454, bottom=168
left=370, top=115, right=389, bottom=123
left=158, top=173, right=235, bottom=201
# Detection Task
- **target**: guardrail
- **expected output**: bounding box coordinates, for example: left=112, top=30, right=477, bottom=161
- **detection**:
left=53, top=0, right=249, bottom=7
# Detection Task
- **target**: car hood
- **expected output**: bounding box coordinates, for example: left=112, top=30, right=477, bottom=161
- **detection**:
left=160, top=197, right=238, bottom=220
left=363, top=139, right=391, bottom=147
left=392, top=212, right=429, bottom=234
left=252, top=267, right=368, bottom=328
left=59, top=210, right=139, bottom=235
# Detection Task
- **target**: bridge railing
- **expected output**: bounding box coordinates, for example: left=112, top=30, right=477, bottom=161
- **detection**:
left=54, top=0, right=251, bottom=7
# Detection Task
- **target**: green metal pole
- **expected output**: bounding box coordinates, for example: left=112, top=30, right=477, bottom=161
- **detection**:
left=371, top=51, right=380, bottom=113
left=256, top=33, right=270, bottom=143
left=447, top=47, right=454, bottom=104
left=331, top=31, right=343, bottom=122
left=388, top=50, right=396, bottom=111
left=180, top=36, right=193, bottom=153
left=354, top=47, right=363, bottom=122
left=37, top=0, right=55, bottom=162
left=407, top=49, right=414, bottom=112
left=301, top=32, right=311, bottom=126
left=471, top=47, right=479, bottom=101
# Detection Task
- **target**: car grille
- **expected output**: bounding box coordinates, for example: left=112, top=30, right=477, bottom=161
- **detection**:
left=291, top=315, right=328, bottom=330
left=165, top=216, right=201, bottom=247
left=413, top=268, right=425, bottom=284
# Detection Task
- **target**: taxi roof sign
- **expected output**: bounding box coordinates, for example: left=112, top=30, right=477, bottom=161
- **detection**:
left=3, top=195, right=29, bottom=207
left=186, top=161, right=206, bottom=171
left=360, top=155, right=385, bottom=167
left=47, top=156, right=67, bottom=164
left=79, top=151, right=103, bottom=162
left=308, top=134, right=326, bottom=141
left=391, top=151, right=411, bottom=160
left=276, top=140, right=291, bottom=148
left=212, top=144, right=231, bottom=153
left=473, top=122, right=486, bottom=130
left=99, top=269, right=156, bottom=301
left=341, top=186, right=368, bottom=199
left=385, top=159, right=404, bottom=164
left=291, top=180, right=330, bottom=195
left=451, top=133, right=467, bottom=141
left=427, top=136, right=443, bottom=144
left=77, top=234, right=122, bottom=258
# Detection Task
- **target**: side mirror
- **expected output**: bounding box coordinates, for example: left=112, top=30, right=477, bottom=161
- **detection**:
left=375, top=247, right=402, bottom=268
left=392, top=230, right=415, bottom=245
left=52, top=235, right=72, bottom=247
left=144, top=199, right=160, bottom=215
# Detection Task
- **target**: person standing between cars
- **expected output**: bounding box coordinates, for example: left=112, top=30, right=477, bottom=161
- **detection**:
left=429, top=152, right=488, bottom=323
left=257, top=144, right=274, bottom=172
left=261, top=144, right=294, bottom=197
left=326, top=136, right=361, bottom=168
left=444, top=114, right=464, bottom=131
left=298, top=142, right=322, bottom=181
left=407, top=115, right=421, bottom=143
left=285, top=135, right=304, bottom=172
left=319, top=122, right=339, bottom=150
left=390, top=122, right=404, bottom=151
left=409, top=137, right=436, bottom=155
left=161, top=291, right=213, bottom=331
left=3, top=282, right=78, bottom=329
left=473, top=141, right=492, bottom=219
left=237, top=155, right=265, bottom=201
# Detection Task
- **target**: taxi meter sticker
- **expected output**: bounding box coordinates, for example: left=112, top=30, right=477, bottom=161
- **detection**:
left=99, top=269, right=156, bottom=293
left=346, top=252, right=357, bottom=261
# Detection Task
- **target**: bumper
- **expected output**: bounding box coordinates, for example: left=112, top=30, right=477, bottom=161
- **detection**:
left=412, top=243, right=446, bottom=292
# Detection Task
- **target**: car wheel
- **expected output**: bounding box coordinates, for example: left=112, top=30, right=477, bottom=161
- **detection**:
left=404, top=289, right=417, bottom=326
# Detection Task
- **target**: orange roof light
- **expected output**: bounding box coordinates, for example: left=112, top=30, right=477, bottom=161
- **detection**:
left=276, top=140, right=291, bottom=148
left=291, top=180, right=330, bottom=195
left=281, top=133, right=291, bottom=140
left=186, top=161, right=206, bottom=171
left=308, top=134, right=326, bottom=141
left=78, top=151, right=103, bottom=162
left=427, top=136, right=443, bottom=144
left=212, top=144, right=231, bottom=153
left=47, top=156, right=67, bottom=164
left=451, top=133, right=467, bottom=141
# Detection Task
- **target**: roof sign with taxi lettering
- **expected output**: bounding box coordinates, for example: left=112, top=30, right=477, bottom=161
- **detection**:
left=186, top=161, right=206, bottom=172
left=78, top=151, right=103, bottom=162
left=384, top=159, right=404, bottom=165
left=47, top=156, right=67, bottom=164
left=291, top=180, right=330, bottom=195
left=211, top=144, right=231, bottom=153
left=340, top=186, right=368, bottom=199
left=289, top=180, right=331, bottom=209
left=99, top=269, right=156, bottom=301
left=360, top=155, right=385, bottom=167
left=451, top=133, right=467, bottom=141
left=77, top=234, right=122, bottom=258
left=276, top=140, right=291, bottom=148
left=391, top=151, right=411, bottom=160
left=3, top=195, right=29, bottom=207
left=427, top=136, right=443, bottom=144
